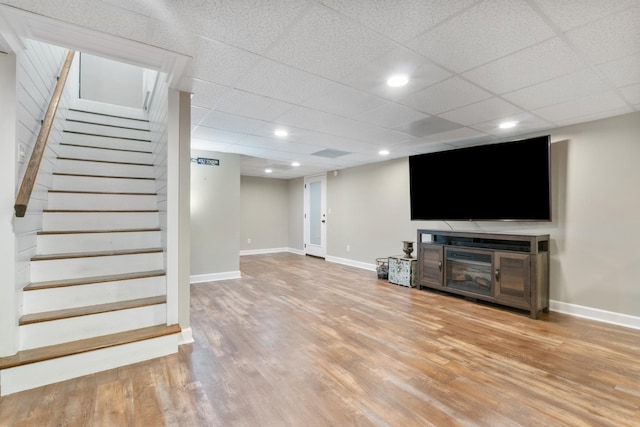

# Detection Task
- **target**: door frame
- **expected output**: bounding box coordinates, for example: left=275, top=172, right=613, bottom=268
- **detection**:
left=303, top=173, right=327, bottom=258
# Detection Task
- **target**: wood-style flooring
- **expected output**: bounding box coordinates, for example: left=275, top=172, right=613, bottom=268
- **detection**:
left=1, top=252, right=639, bottom=426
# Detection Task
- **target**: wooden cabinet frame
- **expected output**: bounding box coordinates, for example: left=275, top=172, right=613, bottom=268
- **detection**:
left=416, top=229, right=550, bottom=319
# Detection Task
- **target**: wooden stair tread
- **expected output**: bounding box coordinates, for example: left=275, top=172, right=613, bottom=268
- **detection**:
left=53, top=172, right=154, bottom=180
left=65, top=119, right=150, bottom=132
left=60, top=142, right=152, bottom=154
left=68, top=108, right=149, bottom=123
left=56, top=156, right=153, bottom=166
left=49, top=190, right=157, bottom=195
left=19, top=295, right=167, bottom=325
left=38, top=228, right=161, bottom=235
left=31, top=247, right=163, bottom=261
left=25, top=270, right=166, bottom=291
left=63, top=130, right=151, bottom=142
left=0, top=324, right=179, bottom=369
left=43, top=209, right=159, bottom=213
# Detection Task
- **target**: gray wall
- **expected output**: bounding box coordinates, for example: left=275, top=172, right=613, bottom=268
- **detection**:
left=327, top=158, right=415, bottom=261
left=191, top=112, right=640, bottom=319
left=324, top=111, right=640, bottom=318
left=238, top=175, right=304, bottom=253
left=240, top=176, right=289, bottom=251
left=190, top=150, right=240, bottom=278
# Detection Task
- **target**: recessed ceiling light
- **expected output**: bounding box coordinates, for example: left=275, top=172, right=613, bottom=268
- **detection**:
left=386, top=74, right=409, bottom=87
left=291, top=161, right=300, bottom=167
left=274, top=129, right=288, bottom=137
left=379, top=149, right=390, bottom=156
left=499, top=121, right=518, bottom=129
left=265, top=169, right=273, bottom=174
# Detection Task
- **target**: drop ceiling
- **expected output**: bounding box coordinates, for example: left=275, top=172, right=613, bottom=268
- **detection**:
left=1, top=0, right=639, bottom=179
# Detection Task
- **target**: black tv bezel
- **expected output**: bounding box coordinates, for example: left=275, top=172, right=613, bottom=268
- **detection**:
left=408, top=135, right=552, bottom=222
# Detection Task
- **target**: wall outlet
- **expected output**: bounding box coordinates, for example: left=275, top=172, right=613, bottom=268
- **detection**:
left=247, top=238, right=251, bottom=244
left=346, top=244, right=350, bottom=252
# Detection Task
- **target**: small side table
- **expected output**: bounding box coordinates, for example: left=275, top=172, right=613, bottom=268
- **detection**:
left=388, top=256, right=417, bottom=287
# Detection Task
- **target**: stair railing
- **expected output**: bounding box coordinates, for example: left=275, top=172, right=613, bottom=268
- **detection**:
left=14, top=49, right=75, bottom=218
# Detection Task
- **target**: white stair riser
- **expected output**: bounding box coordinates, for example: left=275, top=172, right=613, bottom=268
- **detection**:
left=19, top=303, right=167, bottom=350
left=64, top=121, right=151, bottom=141
left=59, top=144, right=153, bottom=164
left=43, top=211, right=160, bottom=231
left=1, top=333, right=177, bottom=396
left=66, top=110, right=150, bottom=130
left=30, top=251, right=164, bottom=282
left=53, top=174, right=157, bottom=193
left=55, top=158, right=154, bottom=178
left=23, top=275, right=166, bottom=313
left=48, top=192, right=158, bottom=211
left=63, top=131, right=154, bottom=152
left=71, top=99, right=147, bottom=120
left=37, top=230, right=161, bottom=254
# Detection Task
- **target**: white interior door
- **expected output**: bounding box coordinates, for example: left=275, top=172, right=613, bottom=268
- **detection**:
left=304, top=173, right=327, bottom=258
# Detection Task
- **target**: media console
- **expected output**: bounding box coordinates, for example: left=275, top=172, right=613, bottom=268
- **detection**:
left=416, top=229, right=550, bottom=319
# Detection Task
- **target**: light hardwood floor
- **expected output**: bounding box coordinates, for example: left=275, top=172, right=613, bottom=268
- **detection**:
left=1, top=252, right=639, bottom=426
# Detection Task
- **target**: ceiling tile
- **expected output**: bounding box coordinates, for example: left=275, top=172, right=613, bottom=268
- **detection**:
left=408, top=0, right=555, bottom=73
left=320, top=0, right=476, bottom=43
left=199, top=110, right=266, bottom=134
left=440, top=97, right=524, bottom=126
left=192, top=126, right=246, bottom=144
left=502, top=69, right=611, bottom=110
left=235, top=58, right=332, bottom=104
left=339, top=46, right=452, bottom=102
left=190, top=80, right=230, bottom=109
left=191, top=106, right=209, bottom=128
left=532, top=0, right=638, bottom=31
left=265, top=4, right=395, bottom=81
left=567, top=7, right=640, bottom=64
left=597, top=53, right=640, bottom=88
left=619, top=83, right=640, bottom=105
left=352, top=102, right=428, bottom=129
left=554, top=107, right=634, bottom=128
left=402, top=77, right=492, bottom=114
left=166, top=0, right=310, bottom=54
left=191, top=139, right=232, bottom=153
left=145, top=20, right=198, bottom=55
left=393, top=116, right=464, bottom=138
left=275, top=106, right=391, bottom=142
left=533, top=91, right=630, bottom=124
left=463, top=37, right=586, bottom=94
left=215, top=89, right=294, bottom=122
left=469, top=112, right=553, bottom=136
left=302, top=82, right=386, bottom=118
left=419, top=127, right=488, bottom=145
left=189, top=38, right=259, bottom=87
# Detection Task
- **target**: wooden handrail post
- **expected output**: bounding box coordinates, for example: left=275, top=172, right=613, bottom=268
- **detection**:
left=14, top=50, right=75, bottom=217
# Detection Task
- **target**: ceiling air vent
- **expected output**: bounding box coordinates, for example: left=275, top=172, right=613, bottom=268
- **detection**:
left=311, top=149, right=351, bottom=158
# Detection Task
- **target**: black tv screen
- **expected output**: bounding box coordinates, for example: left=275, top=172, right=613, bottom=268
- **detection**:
left=409, top=135, right=551, bottom=221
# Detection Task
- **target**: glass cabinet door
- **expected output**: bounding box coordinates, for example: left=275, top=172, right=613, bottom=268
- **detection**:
left=494, top=252, right=531, bottom=308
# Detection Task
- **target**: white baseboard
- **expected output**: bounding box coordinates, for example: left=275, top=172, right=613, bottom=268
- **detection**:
left=550, top=300, right=640, bottom=330
left=240, top=247, right=289, bottom=256
left=178, top=327, right=194, bottom=345
left=240, top=247, right=305, bottom=256
left=190, top=271, right=241, bottom=284
left=325, top=255, right=377, bottom=272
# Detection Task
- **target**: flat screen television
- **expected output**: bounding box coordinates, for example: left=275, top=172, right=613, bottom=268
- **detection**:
left=409, top=135, right=551, bottom=221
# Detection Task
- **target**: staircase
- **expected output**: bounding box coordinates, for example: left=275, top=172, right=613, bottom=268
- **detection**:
left=0, top=102, right=179, bottom=396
